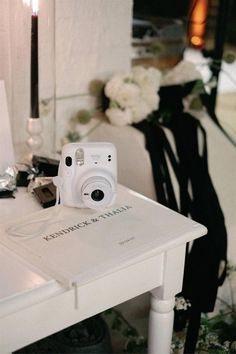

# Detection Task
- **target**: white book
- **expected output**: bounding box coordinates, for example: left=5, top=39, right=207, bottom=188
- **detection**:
left=0, top=185, right=207, bottom=288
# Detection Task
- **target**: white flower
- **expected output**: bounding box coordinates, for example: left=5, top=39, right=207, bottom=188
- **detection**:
left=132, top=66, right=161, bottom=91
left=105, top=107, right=133, bottom=126
left=104, top=75, right=127, bottom=101
left=141, top=88, right=160, bottom=110
left=104, top=66, right=162, bottom=126
left=131, top=101, right=152, bottom=123
left=115, top=82, right=141, bottom=108
left=161, top=60, right=202, bottom=86
left=175, top=296, right=191, bottom=311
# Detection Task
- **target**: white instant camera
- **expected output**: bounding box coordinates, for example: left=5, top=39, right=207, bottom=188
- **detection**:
left=55, top=142, right=117, bottom=209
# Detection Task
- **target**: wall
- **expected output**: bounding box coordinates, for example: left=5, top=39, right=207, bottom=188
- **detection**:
left=0, top=0, right=55, bottom=152
left=0, top=0, right=133, bottom=153
left=0, top=1, right=12, bottom=119
left=54, top=0, right=132, bottom=150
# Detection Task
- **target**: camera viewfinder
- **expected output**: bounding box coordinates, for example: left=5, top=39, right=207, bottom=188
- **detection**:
left=65, top=156, right=72, bottom=166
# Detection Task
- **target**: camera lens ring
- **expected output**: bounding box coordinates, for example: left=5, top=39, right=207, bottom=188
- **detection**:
left=91, top=189, right=104, bottom=202
left=80, top=176, right=115, bottom=209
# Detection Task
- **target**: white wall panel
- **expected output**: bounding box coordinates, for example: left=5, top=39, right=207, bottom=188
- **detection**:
left=0, top=1, right=12, bottom=119
left=0, top=0, right=133, bottom=152
left=54, top=0, right=133, bottom=148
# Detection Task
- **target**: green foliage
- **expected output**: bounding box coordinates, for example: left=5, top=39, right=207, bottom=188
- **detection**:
left=189, top=96, right=203, bottom=110
left=101, top=234, right=236, bottom=354
left=191, top=79, right=206, bottom=95
left=89, top=79, right=105, bottom=97
left=209, top=313, right=236, bottom=343
left=195, top=272, right=236, bottom=353
left=103, top=308, right=146, bottom=354
left=65, top=131, right=80, bottom=143
left=74, top=109, right=92, bottom=125
left=223, top=52, right=236, bottom=65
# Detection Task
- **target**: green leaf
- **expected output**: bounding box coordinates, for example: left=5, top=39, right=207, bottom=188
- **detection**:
left=89, top=79, right=105, bottom=96
left=223, top=52, right=235, bottom=64
left=66, top=132, right=80, bottom=142
left=122, top=327, right=137, bottom=338
left=191, top=79, right=206, bottom=95
left=111, top=317, right=122, bottom=331
left=189, top=96, right=203, bottom=110
left=75, top=109, right=92, bottom=125
left=109, top=100, right=119, bottom=109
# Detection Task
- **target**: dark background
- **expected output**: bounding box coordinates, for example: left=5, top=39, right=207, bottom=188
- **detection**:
left=133, top=0, right=191, bottom=19
left=133, top=0, right=236, bottom=45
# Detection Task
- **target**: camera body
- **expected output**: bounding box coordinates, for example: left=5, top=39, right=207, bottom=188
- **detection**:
left=57, top=142, right=117, bottom=209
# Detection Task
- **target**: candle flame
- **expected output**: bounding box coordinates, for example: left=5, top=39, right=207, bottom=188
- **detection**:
left=22, top=0, right=39, bottom=14
left=32, top=0, right=39, bottom=14
left=189, top=0, right=208, bottom=48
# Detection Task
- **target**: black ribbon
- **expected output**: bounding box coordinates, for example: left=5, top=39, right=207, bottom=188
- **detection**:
left=134, top=81, right=227, bottom=313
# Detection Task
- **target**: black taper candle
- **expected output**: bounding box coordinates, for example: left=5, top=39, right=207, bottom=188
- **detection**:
left=30, top=13, right=39, bottom=118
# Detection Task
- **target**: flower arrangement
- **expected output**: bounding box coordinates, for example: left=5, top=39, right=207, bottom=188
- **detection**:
left=104, top=65, right=162, bottom=126
left=62, top=61, right=208, bottom=146
left=175, top=296, right=191, bottom=311
left=61, top=53, right=236, bottom=146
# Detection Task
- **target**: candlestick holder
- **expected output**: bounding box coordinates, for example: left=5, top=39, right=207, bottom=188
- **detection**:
left=27, top=117, right=43, bottom=154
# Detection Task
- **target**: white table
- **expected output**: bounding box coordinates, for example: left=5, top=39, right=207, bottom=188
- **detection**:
left=0, top=186, right=206, bottom=354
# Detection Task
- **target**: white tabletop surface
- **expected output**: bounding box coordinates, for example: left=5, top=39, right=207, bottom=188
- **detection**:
left=0, top=189, right=60, bottom=311
left=0, top=184, right=207, bottom=354
left=0, top=185, right=207, bottom=310
left=0, top=246, right=47, bottom=301
left=1, top=186, right=206, bottom=290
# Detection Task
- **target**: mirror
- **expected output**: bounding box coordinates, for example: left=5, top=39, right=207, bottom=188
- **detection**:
left=132, top=0, right=236, bottom=144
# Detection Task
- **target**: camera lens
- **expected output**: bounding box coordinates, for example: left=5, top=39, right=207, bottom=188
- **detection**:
left=91, top=189, right=104, bottom=202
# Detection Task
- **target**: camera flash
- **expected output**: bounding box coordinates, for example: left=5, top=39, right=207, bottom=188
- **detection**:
left=75, top=148, right=84, bottom=166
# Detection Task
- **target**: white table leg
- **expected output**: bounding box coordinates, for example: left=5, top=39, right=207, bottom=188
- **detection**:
left=148, top=293, right=175, bottom=354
